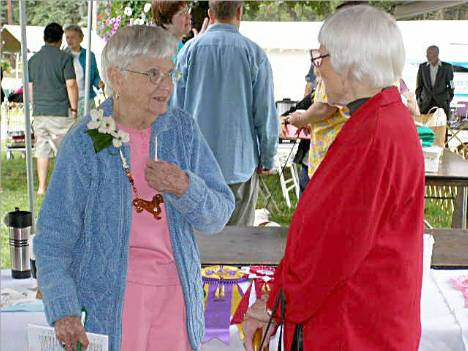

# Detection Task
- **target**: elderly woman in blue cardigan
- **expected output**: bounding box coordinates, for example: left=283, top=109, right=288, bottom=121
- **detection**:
left=34, top=25, right=234, bottom=351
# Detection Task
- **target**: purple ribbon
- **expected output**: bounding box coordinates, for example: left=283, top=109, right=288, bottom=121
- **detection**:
left=202, top=283, right=234, bottom=345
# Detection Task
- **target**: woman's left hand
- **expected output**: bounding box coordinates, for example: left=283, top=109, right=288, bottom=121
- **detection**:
left=145, top=160, right=189, bottom=198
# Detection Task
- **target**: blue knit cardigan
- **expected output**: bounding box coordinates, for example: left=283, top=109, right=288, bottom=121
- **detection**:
left=34, top=100, right=235, bottom=350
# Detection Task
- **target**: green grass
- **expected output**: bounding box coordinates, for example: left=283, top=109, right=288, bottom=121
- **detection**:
left=424, top=199, right=453, bottom=228
left=1, top=154, right=53, bottom=268
left=0, top=153, right=454, bottom=269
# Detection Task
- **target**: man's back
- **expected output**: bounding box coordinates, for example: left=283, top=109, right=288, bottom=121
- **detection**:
left=172, top=23, right=278, bottom=184
left=28, top=44, right=75, bottom=117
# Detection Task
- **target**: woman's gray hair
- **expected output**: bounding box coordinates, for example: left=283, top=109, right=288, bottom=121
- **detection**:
left=318, top=5, right=405, bottom=89
left=101, top=25, right=177, bottom=94
left=64, top=24, right=84, bottom=38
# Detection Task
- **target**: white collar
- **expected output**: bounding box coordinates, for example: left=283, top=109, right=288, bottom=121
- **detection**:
left=426, top=61, right=441, bottom=67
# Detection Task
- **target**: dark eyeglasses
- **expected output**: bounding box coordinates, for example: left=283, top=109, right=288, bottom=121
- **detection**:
left=310, top=49, right=330, bottom=68
left=122, top=67, right=182, bottom=85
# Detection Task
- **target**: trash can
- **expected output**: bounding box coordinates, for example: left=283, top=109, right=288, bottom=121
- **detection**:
left=5, top=208, right=32, bottom=279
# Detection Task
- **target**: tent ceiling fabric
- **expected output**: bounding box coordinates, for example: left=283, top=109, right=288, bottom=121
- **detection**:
left=1, top=28, right=21, bottom=53
left=394, top=1, right=468, bottom=19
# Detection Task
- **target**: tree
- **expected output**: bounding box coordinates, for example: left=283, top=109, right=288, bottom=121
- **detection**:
left=8, top=0, right=87, bottom=27
left=31, top=0, right=87, bottom=26
left=242, top=1, right=340, bottom=21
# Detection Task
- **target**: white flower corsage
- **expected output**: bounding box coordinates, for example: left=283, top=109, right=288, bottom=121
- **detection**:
left=86, top=109, right=129, bottom=152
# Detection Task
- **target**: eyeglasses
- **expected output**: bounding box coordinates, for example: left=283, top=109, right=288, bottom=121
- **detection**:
left=122, top=67, right=182, bottom=85
left=310, top=49, right=330, bottom=68
left=176, top=6, right=192, bottom=16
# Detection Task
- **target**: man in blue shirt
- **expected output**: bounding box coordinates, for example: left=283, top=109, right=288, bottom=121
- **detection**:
left=172, top=0, right=278, bottom=225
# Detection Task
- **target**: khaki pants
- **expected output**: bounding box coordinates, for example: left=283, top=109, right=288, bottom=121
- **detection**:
left=33, top=115, right=75, bottom=159
left=227, top=173, right=259, bottom=226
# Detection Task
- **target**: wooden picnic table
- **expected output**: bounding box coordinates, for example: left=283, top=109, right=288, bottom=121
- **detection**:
left=196, top=226, right=468, bottom=269
left=425, top=150, right=468, bottom=229
left=426, top=149, right=468, bottom=187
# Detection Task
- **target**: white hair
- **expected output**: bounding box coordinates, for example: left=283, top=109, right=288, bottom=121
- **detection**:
left=318, top=5, right=405, bottom=89
left=101, top=25, right=177, bottom=94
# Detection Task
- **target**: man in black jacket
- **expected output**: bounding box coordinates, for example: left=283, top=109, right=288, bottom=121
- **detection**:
left=416, top=45, right=455, bottom=119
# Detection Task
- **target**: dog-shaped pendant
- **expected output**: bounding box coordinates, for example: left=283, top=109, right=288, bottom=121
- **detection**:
left=132, top=194, right=164, bottom=219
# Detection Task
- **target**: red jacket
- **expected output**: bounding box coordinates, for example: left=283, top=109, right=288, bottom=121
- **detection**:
left=268, top=87, right=425, bottom=351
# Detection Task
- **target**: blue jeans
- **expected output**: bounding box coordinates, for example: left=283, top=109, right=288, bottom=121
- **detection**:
left=299, top=164, right=310, bottom=195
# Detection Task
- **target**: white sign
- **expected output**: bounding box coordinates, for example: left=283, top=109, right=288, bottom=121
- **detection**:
left=27, top=324, right=108, bottom=351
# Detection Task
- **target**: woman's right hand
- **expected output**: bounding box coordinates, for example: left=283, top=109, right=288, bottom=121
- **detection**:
left=55, top=316, right=89, bottom=351
left=288, top=110, right=307, bottom=129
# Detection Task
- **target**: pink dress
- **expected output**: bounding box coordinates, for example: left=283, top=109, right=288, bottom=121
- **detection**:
left=119, top=124, right=191, bottom=351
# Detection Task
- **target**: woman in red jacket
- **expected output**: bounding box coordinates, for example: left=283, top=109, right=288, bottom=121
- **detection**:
left=243, top=5, right=425, bottom=351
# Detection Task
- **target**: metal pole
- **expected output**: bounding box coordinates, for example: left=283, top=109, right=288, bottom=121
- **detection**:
left=16, top=53, right=20, bottom=80
left=83, top=0, right=93, bottom=116
left=462, top=187, right=467, bottom=229
left=19, top=0, right=35, bottom=232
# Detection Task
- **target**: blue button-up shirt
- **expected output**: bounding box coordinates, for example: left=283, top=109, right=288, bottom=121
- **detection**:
left=171, top=23, right=278, bottom=184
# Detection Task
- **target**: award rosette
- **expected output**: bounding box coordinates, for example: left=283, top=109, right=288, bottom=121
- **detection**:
left=231, top=265, right=276, bottom=341
left=202, top=265, right=248, bottom=344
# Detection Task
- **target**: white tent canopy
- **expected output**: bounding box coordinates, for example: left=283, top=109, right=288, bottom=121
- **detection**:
left=240, top=20, right=468, bottom=100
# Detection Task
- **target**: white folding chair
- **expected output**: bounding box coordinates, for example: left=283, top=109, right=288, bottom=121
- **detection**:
left=276, top=142, right=300, bottom=208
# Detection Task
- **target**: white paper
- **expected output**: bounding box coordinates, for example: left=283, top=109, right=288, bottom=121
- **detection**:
left=27, top=324, right=108, bottom=351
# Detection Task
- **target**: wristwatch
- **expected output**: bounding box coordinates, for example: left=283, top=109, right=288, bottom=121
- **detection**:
left=70, top=108, right=77, bottom=113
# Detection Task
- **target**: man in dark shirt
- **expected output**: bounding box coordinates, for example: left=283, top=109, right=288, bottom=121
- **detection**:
left=28, top=23, right=78, bottom=194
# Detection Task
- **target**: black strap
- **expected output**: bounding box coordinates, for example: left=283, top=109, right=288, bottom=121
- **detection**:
left=278, top=290, right=286, bottom=351
left=258, top=289, right=304, bottom=351
left=291, top=324, right=304, bottom=351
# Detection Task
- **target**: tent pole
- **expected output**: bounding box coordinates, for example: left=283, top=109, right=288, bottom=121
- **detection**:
left=19, top=0, right=35, bottom=231
left=16, top=53, right=20, bottom=80
left=84, top=0, right=93, bottom=116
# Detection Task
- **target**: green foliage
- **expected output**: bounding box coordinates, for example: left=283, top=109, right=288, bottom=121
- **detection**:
left=22, top=0, right=88, bottom=27
left=86, top=129, right=114, bottom=153
left=243, top=1, right=340, bottom=22
left=4, top=0, right=467, bottom=28
left=369, top=1, right=400, bottom=14
left=1, top=61, right=12, bottom=74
